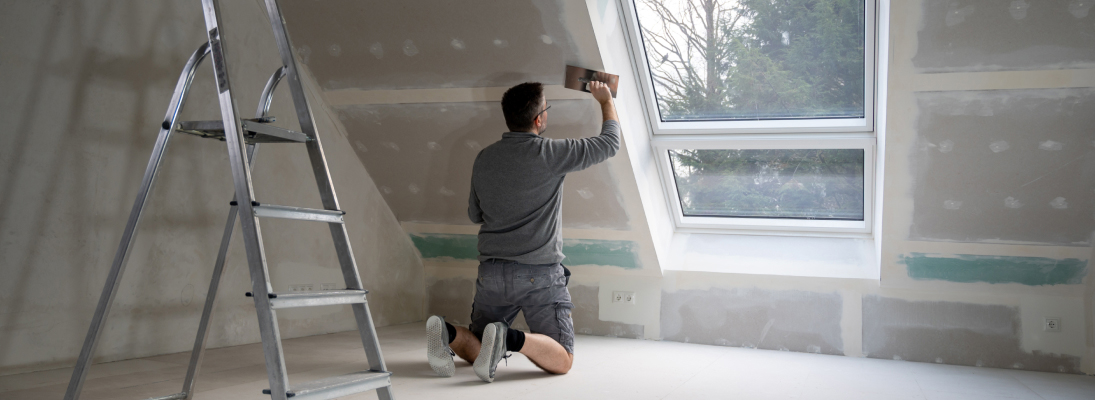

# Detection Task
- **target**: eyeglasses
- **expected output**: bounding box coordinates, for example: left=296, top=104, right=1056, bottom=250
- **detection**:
left=535, top=105, right=551, bottom=118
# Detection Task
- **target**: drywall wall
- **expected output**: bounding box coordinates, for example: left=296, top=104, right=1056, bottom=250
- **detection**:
left=333, top=100, right=631, bottom=229
left=0, top=0, right=424, bottom=376
left=589, top=0, right=1094, bottom=375
left=275, top=0, right=668, bottom=342
left=875, top=0, right=1094, bottom=373
left=863, top=295, right=1082, bottom=373
left=909, top=89, right=1095, bottom=245
left=388, top=0, right=1095, bottom=374
left=913, top=0, right=1095, bottom=73
left=278, top=0, right=602, bottom=91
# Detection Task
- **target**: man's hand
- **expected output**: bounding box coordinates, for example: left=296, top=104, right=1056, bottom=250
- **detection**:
left=589, top=80, right=613, bottom=105
left=588, top=80, right=618, bottom=123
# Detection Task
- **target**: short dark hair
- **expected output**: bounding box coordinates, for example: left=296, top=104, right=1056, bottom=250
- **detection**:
left=501, top=82, right=545, bottom=132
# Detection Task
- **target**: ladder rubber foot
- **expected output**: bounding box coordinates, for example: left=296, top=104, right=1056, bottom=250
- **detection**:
left=264, top=371, right=391, bottom=400
left=146, top=392, right=187, bottom=400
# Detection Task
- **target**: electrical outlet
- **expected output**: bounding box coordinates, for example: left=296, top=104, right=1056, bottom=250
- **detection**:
left=1044, top=317, right=1061, bottom=332
left=612, top=291, right=636, bottom=305
left=320, top=283, right=338, bottom=291
left=288, top=283, right=314, bottom=292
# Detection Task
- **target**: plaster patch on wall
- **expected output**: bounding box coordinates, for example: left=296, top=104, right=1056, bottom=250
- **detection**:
left=408, top=233, right=640, bottom=269
left=899, top=253, right=1088, bottom=286
left=660, top=288, right=843, bottom=355
left=1070, top=0, right=1094, bottom=18
left=910, top=89, right=1095, bottom=245
left=990, top=140, right=1010, bottom=153
left=402, top=39, right=419, bottom=57
left=862, top=296, right=1083, bottom=373
left=914, top=0, right=1095, bottom=72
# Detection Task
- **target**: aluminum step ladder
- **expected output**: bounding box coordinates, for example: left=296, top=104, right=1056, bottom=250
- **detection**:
left=63, top=1, right=394, bottom=399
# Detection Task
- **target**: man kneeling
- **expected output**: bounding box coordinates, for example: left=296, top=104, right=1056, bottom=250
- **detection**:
left=424, top=80, right=619, bottom=382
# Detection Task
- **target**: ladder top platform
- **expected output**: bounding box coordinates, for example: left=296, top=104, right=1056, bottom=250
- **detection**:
left=175, top=119, right=310, bottom=143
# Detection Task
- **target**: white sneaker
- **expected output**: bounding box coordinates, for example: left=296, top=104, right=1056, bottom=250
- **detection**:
left=426, top=315, right=455, bottom=377
left=473, top=322, right=508, bottom=383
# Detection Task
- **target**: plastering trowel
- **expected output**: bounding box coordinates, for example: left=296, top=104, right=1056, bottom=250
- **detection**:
left=565, top=65, right=619, bottom=98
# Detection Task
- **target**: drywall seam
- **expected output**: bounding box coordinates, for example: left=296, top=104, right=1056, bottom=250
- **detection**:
left=895, top=70, right=1095, bottom=92
left=903, top=241, right=1093, bottom=260
left=900, top=253, right=1088, bottom=286
left=323, top=85, right=587, bottom=106
left=408, top=232, right=642, bottom=270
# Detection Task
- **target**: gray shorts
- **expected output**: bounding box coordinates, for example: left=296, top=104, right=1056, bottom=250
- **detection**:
left=468, top=259, right=575, bottom=354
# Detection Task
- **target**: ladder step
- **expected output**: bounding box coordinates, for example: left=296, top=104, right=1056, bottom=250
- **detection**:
left=173, top=119, right=309, bottom=143
left=253, top=204, right=345, bottom=224
left=263, top=371, right=391, bottom=400
left=267, top=289, right=368, bottom=309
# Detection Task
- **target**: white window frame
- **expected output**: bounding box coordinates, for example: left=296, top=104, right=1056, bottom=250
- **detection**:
left=619, top=0, right=879, bottom=236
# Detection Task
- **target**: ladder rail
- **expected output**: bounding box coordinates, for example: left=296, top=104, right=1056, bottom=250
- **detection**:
left=261, top=5, right=392, bottom=396
left=201, top=1, right=292, bottom=398
left=64, top=42, right=211, bottom=400
left=177, top=143, right=258, bottom=400
left=179, top=65, right=285, bottom=400
left=257, top=66, right=287, bottom=119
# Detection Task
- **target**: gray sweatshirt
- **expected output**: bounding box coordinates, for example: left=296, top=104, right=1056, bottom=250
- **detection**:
left=469, top=120, right=621, bottom=264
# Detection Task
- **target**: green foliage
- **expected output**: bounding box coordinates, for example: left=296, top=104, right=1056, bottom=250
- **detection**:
left=639, top=0, right=866, bottom=120
left=669, top=149, right=864, bottom=219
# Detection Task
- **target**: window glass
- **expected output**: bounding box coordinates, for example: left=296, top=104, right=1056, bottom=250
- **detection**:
left=634, top=0, right=866, bottom=121
left=668, top=149, right=864, bottom=220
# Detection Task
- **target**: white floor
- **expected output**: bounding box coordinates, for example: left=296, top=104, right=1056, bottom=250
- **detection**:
left=2, top=322, right=1093, bottom=399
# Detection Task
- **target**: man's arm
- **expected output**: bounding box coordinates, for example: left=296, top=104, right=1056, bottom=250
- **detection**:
left=468, top=181, right=484, bottom=224
left=546, top=81, right=621, bottom=175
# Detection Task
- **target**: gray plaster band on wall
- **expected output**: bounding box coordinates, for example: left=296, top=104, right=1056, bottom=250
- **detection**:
left=281, top=0, right=600, bottom=91
left=862, top=296, right=1082, bottom=373
left=334, top=100, right=630, bottom=229
left=910, top=89, right=1095, bottom=245
left=913, top=0, right=1095, bottom=73
left=571, top=285, right=644, bottom=339
left=660, top=288, right=843, bottom=355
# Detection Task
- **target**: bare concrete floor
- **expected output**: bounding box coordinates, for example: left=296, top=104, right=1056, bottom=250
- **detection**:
left=2, top=322, right=1094, bottom=399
